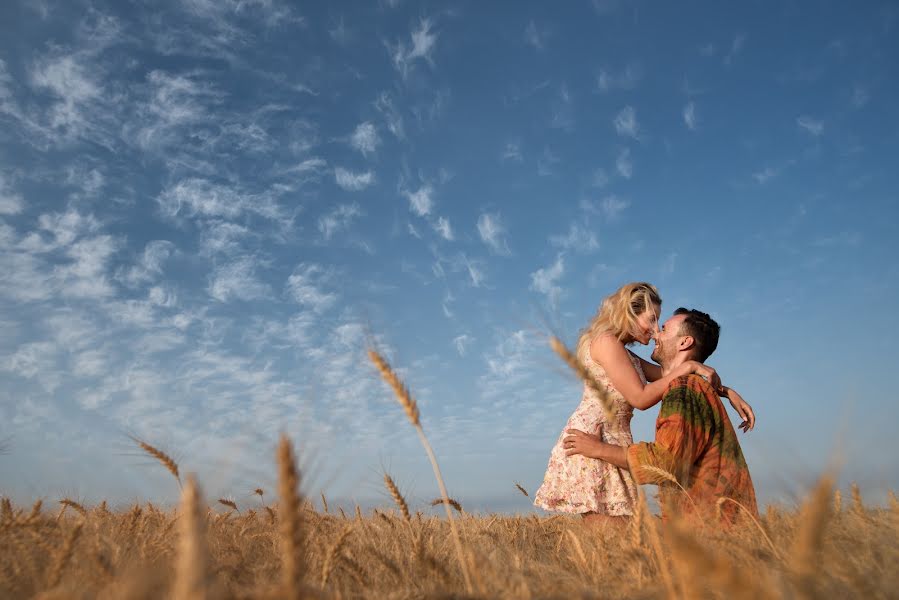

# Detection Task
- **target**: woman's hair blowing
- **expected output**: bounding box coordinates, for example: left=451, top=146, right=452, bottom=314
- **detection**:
left=575, top=282, right=662, bottom=358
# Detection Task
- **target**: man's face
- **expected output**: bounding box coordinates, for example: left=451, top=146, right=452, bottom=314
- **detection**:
left=650, top=314, right=688, bottom=366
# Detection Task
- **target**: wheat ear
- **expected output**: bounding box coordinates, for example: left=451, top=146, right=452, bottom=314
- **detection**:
left=429, top=497, right=464, bottom=513
left=172, top=475, right=208, bottom=600
left=130, top=435, right=182, bottom=489
left=58, top=498, right=87, bottom=519
left=384, top=473, right=411, bottom=523
left=368, top=348, right=473, bottom=593
left=217, top=498, right=238, bottom=513
left=278, top=434, right=305, bottom=599
left=514, top=482, right=529, bottom=497
left=550, top=336, right=615, bottom=420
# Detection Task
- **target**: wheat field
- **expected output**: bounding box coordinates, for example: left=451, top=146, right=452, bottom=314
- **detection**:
left=2, top=348, right=897, bottom=598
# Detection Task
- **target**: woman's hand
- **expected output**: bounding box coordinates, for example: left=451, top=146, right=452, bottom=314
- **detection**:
left=724, top=388, right=755, bottom=432
left=684, top=361, right=722, bottom=392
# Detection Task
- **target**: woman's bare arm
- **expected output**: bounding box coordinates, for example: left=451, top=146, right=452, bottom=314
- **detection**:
left=591, top=335, right=700, bottom=410
left=637, top=356, right=662, bottom=382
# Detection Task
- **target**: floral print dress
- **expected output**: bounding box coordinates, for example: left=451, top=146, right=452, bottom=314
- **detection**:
left=533, top=345, right=645, bottom=516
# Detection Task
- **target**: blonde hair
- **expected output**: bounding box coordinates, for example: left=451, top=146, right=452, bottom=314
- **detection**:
left=575, top=282, right=662, bottom=358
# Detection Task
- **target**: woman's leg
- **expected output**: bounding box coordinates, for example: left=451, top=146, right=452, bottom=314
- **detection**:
left=582, top=512, right=630, bottom=527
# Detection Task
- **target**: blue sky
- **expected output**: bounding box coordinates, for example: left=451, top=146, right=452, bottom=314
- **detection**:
left=1, top=0, right=897, bottom=512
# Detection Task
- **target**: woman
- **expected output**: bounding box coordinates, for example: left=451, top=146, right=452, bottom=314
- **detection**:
left=533, top=282, right=753, bottom=523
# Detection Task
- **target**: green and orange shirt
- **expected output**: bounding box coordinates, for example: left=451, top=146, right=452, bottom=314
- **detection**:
left=626, top=374, right=758, bottom=523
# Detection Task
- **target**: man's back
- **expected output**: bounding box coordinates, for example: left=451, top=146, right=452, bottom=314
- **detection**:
left=627, top=374, right=758, bottom=522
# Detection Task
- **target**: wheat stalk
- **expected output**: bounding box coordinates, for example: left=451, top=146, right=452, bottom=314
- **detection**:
left=47, top=522, right=82, bottom=587
left=550, top=336, right=615, bottom=420
left=791, top=475, right=833, bottom=599
left=383, top=473, right=411, bottom=523
left=130, top=435, right=182, bottom=489
left=218, top=498, right=239, bottom=513
left=514, top=482, right=529, bottom=498
left=565, top=529, right=588, bottom=573
left=277, top=433, right=305, bottom=600
left=320, top=525, right=353, bottom=587
left=833, top=489, right=842, bottom=513
left=715, top=497, right=780, bottom=557
left=368, top=348, right=473, bottom=593
left=172, top=475, right=208, bottom=600
left=665, top=518, right=761, bottom=600
left=632, top=488, right=647, bottom=547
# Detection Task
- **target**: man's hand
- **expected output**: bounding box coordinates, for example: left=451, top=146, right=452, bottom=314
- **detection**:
left=563, top=427, right=604, bottom=459
left=725, top=388, right=755, bottom=432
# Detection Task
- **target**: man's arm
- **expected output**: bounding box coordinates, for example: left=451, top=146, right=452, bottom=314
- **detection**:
left=627, top=376, right=713, bottom=485
left=563, top=427, right=628, bottom=468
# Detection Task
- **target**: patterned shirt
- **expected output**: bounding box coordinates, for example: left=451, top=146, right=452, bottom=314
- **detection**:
left=626, top=374, right=758, bottom=523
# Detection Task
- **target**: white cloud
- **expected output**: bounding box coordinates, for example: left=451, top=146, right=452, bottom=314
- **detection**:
left=597, top=63, right=642, bottom=93
left=433, top=216, right=453, bottom=240
left=375, top=92, right=405, bottom=139
left=724, top=33, right=747, bottom=66
left=56, top=234, right=119, bottom=299
left=119, top=240, right=176, bottom=286
left=530, top=254, right=564, bottom=306
left=537, top=147, right=560, bottom=177
left=463, top=255, right=486, bottom=287
left=525, top=20, right=547, bottom=50
left=349, top=121, right=380, bottom=156
left=683, top=101, right=697, bottom=130
left=550, top=223, right=599, bottom=253
left=405, top=185, right=433, bottom=217
left=391, top=18, right=437, bottom=77
left=453, top=334, right=473, bottom=357
left=208, top=256, right=271, bottom=302
left=501, top=141, right=523, bottom=162
left=285, top=157, right=328, bottom=185
left=318, top=203, right=362, bottom=240
left=797, top=115, right=824, bottom=136
left=600, top=194, right=630, bottom=220
left=753, top=166, right=780, bottom=184
left=616, top=148, right=633, bottom=179
left=477, top=212, right=511, bottom=255
left=591, top=168, right=609, bottom=188
left=285, top=263, right=336, bottom=313
left=851, top=85, right=869, bottom=109
left=334, top=167, right=375, bottom=191
left=660, top=252, right=677, bottom=275
left=200, top=221, right=250, bottom=256
left=156, top=179, right=280, bottom=222
left=30, top=54, right=101, bottom=136
left=133, top=70, right=223, bottom=151
left=613, top=106, right=640, bottom=139
left=0, top=174, right=24, bottom=215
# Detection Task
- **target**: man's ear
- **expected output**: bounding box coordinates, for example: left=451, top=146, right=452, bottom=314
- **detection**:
left=678, top=335, right=695, bottom=353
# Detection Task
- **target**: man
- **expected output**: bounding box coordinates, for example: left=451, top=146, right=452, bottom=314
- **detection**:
left=563, top=308, right=758, bottom=523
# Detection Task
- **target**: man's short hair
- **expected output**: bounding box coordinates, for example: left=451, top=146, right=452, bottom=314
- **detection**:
left=673, top=307, right=720, bottom=363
